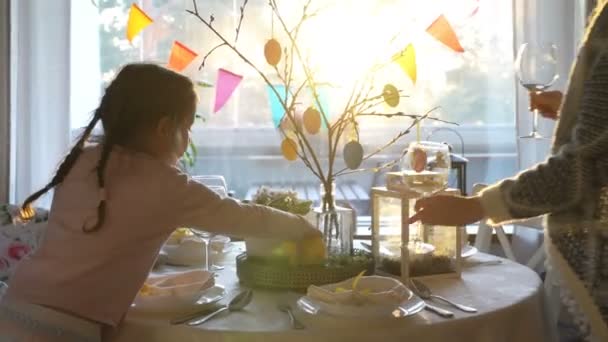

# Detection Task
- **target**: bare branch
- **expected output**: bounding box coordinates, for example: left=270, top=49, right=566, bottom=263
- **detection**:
left=234, top=0, right=249, bottom=43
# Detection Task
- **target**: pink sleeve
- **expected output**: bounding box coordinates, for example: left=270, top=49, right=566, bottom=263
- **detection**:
left=164, top=168, right=316, bottom=239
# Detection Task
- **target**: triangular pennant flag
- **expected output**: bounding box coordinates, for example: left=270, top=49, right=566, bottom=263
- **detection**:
left=426, top=15, right=464, bottom=53
left=393, top=44, right=416, bottom=84
left=126, top=4, right=153, bottom=43
left=214, top=68, right=243, bottom=113
left=167, top=41, right=198, bottom=72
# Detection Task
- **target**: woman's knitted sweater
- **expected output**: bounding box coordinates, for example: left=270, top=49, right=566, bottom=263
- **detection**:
left=478, top=3, right=608, bottom=340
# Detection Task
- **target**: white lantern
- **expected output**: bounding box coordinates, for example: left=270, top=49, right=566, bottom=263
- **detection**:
left=371, top=185, right=463, bottom=282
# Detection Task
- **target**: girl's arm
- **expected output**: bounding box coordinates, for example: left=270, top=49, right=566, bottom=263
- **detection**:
left=165, top=174, right=319, bottom=240
left=479, top=51, right=608, bottom=225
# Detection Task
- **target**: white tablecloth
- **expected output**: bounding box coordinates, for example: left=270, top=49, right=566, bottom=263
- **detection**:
left=112, top=244, right=549, bottom=342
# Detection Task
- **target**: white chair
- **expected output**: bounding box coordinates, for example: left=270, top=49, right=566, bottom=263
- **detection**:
left=472, top=183, right=546, bottom=269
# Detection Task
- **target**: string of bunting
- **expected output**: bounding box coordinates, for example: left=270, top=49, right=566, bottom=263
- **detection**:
left=124, top=2, right=468, bottom=118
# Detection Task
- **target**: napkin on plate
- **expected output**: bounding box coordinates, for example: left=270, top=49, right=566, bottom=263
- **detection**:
left=307, top=275, right=411, bottom=306
left=138, top=270, right=214, bottom=299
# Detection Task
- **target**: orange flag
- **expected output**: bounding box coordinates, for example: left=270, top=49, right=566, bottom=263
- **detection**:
left=167, top=41, right=198, bottom=72
left=126, top=4, right=153, bottom=42
left=393, top=44, right=416, bottom=84
left=426, top=15, right=464, bottom=53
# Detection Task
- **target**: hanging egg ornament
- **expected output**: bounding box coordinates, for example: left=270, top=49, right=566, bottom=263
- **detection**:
left=264, top=39, right=282, bottom=66
left=303, top=107, right=321, bottom=134
left=383, top=84, right=400, bottom=107
left=410, top=147, right=427, bottom=173
left=343, top=140, right=364, bottom=170
left=281, top=137, right=298, bottom=161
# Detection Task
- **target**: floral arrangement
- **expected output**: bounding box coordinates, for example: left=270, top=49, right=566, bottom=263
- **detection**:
left=251, top=187, right=313, bottom=216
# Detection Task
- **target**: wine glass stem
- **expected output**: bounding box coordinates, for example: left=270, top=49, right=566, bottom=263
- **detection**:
left=532, top=108, right=540, bottom=134
left=203, top=239, right=210, bottom=271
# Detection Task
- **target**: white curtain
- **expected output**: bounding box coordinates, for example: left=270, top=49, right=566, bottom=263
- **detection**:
left=10, top=0, right=71, bottom=206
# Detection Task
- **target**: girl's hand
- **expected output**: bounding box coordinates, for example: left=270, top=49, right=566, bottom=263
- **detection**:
left=408, top=195, right=485, bottom=226
left=529, top=90, right=563, bottom=120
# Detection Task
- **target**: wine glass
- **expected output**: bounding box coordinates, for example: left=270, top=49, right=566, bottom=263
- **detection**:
left=190, top=175, right=228, bottom=271
left=515, top=42, right=559, bottom=139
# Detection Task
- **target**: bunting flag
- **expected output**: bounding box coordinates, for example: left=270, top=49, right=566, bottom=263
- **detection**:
left=167, top=41, right=198, bottom=72
left=393, top=44, right=416, bottom=84
left=126, top=4, right=153, bottom=43
left=426, top=15, right=464, bottom=53
left=267, top=85, right=291, bottom=127
left=213, top=68, right=243, bottom=113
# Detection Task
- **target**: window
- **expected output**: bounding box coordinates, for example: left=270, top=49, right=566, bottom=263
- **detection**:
left=72, top=0, right=517, bottom=201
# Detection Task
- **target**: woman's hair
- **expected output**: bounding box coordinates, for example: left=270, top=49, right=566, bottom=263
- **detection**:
left=20, top=63, right=196, bottom=232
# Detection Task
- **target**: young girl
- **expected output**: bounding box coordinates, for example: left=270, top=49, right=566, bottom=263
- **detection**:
left=410, top=2, right=608, bottom=340
left=0, top=63, right=321, bottom=341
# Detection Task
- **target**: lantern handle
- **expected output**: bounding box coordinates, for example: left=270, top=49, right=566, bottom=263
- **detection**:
left=425, top=127, right=465, bottom=157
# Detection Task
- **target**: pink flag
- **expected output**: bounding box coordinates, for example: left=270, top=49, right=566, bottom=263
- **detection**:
left=213, top=68, right=243, bottom=113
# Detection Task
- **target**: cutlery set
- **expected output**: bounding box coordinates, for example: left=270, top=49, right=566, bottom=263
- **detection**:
left=170, top=280, right=476, bottom=326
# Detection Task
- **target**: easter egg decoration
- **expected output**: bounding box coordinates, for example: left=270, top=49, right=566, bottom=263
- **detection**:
left=382, top=84, right=400, bottom=107
left=264, top=39, right=282, bottom=66
left=410, top=147, right=428, bottom=172
left=303, top=107, right=321, bottom=134
left=281, top=137, right=298, bottom=161
left=343, top=140, right=364, bottom=170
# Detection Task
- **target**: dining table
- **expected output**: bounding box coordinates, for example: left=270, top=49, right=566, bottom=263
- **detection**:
left=112, top=242, right=551, bottom=342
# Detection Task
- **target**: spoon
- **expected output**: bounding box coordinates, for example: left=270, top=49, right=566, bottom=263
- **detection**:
left=187, top=289, right=253, bottom=326
left=173, top=289, right=253, bottom=326
left=410, top=279, right=477, bottom=313
left=278, top=303, right=305, bottom=329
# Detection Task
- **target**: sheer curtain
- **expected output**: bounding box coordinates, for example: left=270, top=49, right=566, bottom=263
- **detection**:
left=10, top=0, right=71, bottom=206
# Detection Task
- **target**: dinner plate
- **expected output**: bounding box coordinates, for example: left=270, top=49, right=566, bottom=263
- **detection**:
left=461, top=245, right=478, bottom=259
left=131, top=285, right=225, bottom=315
left=296, top=292, right=425, bottom=318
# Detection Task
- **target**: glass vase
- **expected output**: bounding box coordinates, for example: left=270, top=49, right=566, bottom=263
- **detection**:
left=315, top=182, right=355, bottom=255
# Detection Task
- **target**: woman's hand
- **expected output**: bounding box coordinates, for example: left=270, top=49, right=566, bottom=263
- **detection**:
left=529, top=90, right=563, bottom=120
left=408, top=195, right=485, bottom=226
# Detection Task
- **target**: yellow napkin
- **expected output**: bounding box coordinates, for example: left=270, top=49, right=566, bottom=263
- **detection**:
left=307, top=275, right=411, bottom=306
left=138, top=270, right=214, bottom=298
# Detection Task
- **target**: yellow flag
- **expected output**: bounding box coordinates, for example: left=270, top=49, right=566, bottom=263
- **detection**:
left=394, top=44, right=416, bottom=85
left=126, top=4, right=153, bottom=43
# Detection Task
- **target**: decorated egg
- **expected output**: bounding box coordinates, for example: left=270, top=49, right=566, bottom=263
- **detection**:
left=343, top=140, right=364, bottom=170
left=303, top=107, right=321, bottom=134
left=281, top=137, right=298, bottom=161
left=383, top=84, right=400, bottom=107
left=410, top=147, right=427, bottom=172
left=264, top=39, right=282, bottom=66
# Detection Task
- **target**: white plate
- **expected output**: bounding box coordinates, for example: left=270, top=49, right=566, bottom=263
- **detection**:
left=296, top=292, right=425, bottom=318
left=462, top=245, right=478, bottom=259
left=131, top=285, right=225, bottom=315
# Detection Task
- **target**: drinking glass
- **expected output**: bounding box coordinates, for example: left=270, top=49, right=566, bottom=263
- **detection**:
left=515, top=43, right=559, bottom=139
left=190, top=175, right=228, bottom=271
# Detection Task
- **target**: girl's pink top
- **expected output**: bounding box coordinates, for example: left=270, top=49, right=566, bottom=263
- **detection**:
left=6, top=145, right=313, bottom=326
